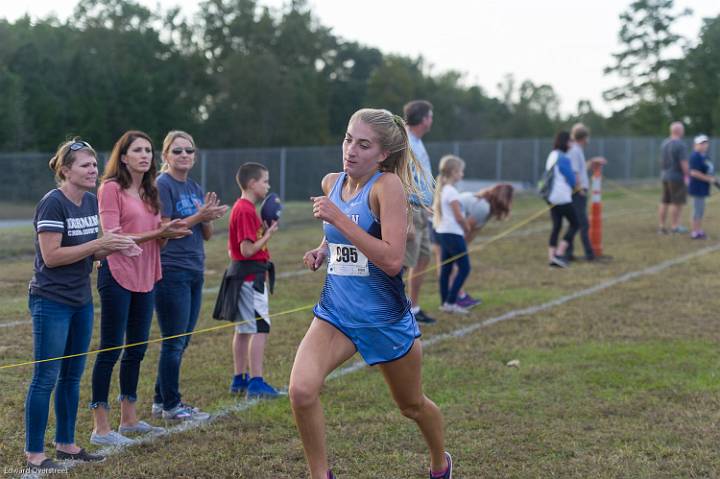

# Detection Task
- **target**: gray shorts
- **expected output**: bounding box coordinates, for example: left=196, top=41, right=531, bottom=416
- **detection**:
left=235, top=281, right=271, bottom=334
left=404, top=207, right=431, bottom=268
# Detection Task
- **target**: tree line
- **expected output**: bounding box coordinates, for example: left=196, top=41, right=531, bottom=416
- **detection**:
left=0, top=0, right=717, bottom=152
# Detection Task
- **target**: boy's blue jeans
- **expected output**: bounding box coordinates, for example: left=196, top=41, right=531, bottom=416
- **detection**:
left=153, top=267, right=204, bottom=410
left=25, top=295, right=93, bottom=452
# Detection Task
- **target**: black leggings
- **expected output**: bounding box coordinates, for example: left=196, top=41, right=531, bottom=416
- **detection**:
left=549, top=203, right=579, bottom=247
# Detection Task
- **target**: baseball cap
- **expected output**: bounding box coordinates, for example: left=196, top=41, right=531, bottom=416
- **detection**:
left=260, top=192, right=282, bottom=226
left=694, top=134, right=709, bottom=144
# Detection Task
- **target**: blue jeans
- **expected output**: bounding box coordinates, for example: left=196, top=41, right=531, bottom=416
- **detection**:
left=25, top=295, right=93, bottom=453
left=153, top=267, right=204, bottom=410
left=692, top=196, right=706, bottom=220
left=437, top=233, right=471, bottom=305
left=568, top=192, right=594, bottom=259
left=90, top=263, right=155, bottom=408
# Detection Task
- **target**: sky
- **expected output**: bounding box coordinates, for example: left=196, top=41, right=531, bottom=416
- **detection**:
left=4, top=0, right=720, bottom=115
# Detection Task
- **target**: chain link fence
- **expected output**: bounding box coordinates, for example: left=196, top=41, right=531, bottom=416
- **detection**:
left=2, top=137, right=718, bottom=203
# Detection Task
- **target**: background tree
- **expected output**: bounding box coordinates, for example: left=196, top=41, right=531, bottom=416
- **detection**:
left=603, top=0, right=691, bottom=130
left=666, top=15, right=720, bottom=135
left=8, top=0, right=718, bottom=151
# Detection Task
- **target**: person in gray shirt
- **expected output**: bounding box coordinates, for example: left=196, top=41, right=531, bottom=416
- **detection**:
left=658, top=121, right=690, bottom=234
left=566, top=124, right=606, bottom=260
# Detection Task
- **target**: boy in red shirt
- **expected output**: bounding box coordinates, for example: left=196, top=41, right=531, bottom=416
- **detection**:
left=224, top=162, right=279, bottom=398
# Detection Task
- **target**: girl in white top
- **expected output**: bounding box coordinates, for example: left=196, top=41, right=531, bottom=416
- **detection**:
left=432, top=155, right=471, bottom=314
left=544, top=131, right=579, bottom=268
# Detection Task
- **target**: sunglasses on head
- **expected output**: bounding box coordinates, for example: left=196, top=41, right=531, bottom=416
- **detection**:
left=69, top=140, right=92, bottom=152
left=171, top=147, right=196, bottom=155
left=63, top=140, right=93, bottom=162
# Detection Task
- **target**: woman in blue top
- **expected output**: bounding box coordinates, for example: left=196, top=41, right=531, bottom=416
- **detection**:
left=290, top=109, right=453, bottom=479
left=545, top=131, right=578, bottom=268
left=25, top=139, right=137, bottom=471
left=153, top=130, right=227, bottom=421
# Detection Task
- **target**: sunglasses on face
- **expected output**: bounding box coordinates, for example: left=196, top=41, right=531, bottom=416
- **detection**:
left=171, top=147, right=196, bottom=155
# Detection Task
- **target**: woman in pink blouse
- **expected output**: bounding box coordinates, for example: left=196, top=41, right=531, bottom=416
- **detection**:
left=89, top=131, right=190, bottom=446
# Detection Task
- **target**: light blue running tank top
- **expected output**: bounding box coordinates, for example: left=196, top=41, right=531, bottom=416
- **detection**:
left=313, top=172, right=410, bottom=328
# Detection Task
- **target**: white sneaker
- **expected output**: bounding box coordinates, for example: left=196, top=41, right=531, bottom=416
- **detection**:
left=90, top=431, right=135, bottom=446
left=118, top=420, right=166, bottom=435
left=162, top=403, right=211, bottom=421
left=151, top=403, right=163, bottom=418
left=439, top=303, right=469, bottom=315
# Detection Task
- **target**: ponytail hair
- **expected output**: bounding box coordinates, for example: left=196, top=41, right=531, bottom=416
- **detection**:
left=432, top=155, right=465, bottom=228
left=49, top=138, right=97, bottom=186
left=348, top=108, right=424, bottom=204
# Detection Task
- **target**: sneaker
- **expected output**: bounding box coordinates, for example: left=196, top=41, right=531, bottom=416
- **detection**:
left=230, top=373, right=250, bottom=394
left=162, top=403, right=210, bottom=421
left=439, top=303, right=469, bottom=315
left=414, top=309, right=437, bottom=324
left=151, top=402, right=163, bottom=418
left=657, top=227, right=669, bottom=235
left=118, top=420, right=166, bottom=434
left=90, top=430, right=135, bottom=446
left=691, top=230, right=707, bottom=240
left=429, top=451, right=453, bottom=478
left=56, top=448, right=105, bottom=463
left=456, top=294, right=482, bottom=308
left=671, top=225, right=688, bottom=234
left=549, top=255, right=568, bottom=268
left=26, top=458, right=67, bottom=472
left=247, top=377, right=280, bottom=399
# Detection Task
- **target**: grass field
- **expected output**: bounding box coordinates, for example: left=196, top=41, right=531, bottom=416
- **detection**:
left=2, top=184, right=720, bottom=478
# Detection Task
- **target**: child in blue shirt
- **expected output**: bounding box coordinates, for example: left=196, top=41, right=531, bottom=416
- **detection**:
left=688, top=135, right=715, bottom=239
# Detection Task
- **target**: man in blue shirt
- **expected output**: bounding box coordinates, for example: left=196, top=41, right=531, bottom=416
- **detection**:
left=403, top=100, right=436, bottom=324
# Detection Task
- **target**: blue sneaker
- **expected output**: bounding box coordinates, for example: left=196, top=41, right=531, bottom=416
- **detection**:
left=230, top=373, right=249, bottom=394
left=246, top=377, right=280, bottom=399
left=429, top=452, right=453, bottom=478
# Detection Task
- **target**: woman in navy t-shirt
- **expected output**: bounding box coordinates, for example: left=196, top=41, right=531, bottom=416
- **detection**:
left=152, top=131, right=227, bottom=421
left=25, top=139, right=137, bottom=471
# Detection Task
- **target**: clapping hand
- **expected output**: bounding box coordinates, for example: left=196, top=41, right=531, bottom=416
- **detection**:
left=100, top=227, right=140, bottom=255
left=195, top=192, right=228, bottom=223
left=160, top=219, right=193, bottom=239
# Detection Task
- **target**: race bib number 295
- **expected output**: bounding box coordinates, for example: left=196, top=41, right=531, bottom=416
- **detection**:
left=327, top=242, right=368, bottom=276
